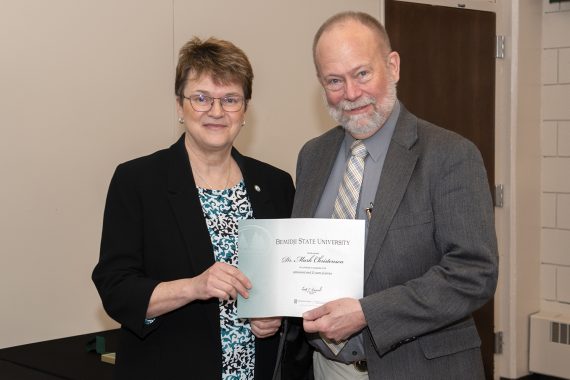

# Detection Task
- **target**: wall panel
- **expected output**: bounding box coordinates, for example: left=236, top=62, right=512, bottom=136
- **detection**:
left=0, top=0, right=174, bottom=348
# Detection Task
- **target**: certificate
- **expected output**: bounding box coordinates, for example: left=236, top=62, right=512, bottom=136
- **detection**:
left=237, top=218, right=364, bottom=318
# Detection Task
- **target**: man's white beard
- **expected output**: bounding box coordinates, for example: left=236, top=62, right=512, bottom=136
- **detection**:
left=326, top=77, right=397, bottom=136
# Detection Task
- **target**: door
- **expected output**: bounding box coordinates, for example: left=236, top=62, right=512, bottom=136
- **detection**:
left=385, top=1, right=496, bottom=379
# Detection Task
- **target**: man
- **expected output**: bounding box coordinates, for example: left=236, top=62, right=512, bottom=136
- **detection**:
left=291, top=11, right=498, bottom=380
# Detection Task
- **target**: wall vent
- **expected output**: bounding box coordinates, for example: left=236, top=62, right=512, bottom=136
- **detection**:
left=530, top=311, right=570, bottom=379
left=551, top=322, right=570, bottom=345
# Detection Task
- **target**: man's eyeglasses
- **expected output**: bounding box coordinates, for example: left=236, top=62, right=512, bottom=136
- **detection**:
left=183, top=94, right=245, bottom=112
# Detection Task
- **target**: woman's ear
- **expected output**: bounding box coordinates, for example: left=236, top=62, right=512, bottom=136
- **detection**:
left=175, top=97, right=184, bottom=117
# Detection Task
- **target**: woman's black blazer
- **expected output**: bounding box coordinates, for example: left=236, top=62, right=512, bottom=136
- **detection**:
left=92, top=134, right=295, bottom=380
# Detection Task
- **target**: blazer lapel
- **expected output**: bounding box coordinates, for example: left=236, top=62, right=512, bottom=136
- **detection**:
left=232, top=148, right=273, bottom=219
left=364, top=107, right=419, bottom=282
left=165, top=135, right=220, bottom=337
left=166, top=136, right=215, bottom=277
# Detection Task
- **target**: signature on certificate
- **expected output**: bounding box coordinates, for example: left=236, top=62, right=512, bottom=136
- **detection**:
left=301, top=286, right=323, bottom=295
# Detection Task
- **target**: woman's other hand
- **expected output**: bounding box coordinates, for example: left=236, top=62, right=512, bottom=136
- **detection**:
left=250, top=317, right=282, bottom=338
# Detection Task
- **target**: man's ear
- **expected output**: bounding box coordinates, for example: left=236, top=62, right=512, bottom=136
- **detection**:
left=387, top=51, right=400, bottom=83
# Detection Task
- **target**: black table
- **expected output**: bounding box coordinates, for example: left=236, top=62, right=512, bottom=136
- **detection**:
left=0, top=329, right=119, bottom=380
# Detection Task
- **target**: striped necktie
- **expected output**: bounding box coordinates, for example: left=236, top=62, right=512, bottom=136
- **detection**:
left=322, top=139, right=368, bottom=355
left=333, top=140, right=368, bottom=220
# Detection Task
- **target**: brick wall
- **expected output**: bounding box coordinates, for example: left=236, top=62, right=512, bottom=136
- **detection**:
left=541, top=0, right=570, bottom=307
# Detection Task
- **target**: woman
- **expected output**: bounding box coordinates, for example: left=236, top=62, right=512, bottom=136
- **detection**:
left=92, top=37, right=294, bottom=380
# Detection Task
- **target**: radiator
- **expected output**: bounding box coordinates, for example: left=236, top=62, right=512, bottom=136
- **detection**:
left=529, top=311, right=570, bottom=379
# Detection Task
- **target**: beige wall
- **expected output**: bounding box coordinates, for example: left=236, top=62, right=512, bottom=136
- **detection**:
left=496, top=1, right=570, bottom=378
left=513, top=0, right=543, bottom=376
left=0, top=0, right=175, bottom=349
left=0, top=0, right=379, bottom=349
left=540, top=2, right=570, bottom=313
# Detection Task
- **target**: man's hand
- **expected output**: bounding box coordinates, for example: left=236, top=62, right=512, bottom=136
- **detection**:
left=302, top=298, right=367, bottom=341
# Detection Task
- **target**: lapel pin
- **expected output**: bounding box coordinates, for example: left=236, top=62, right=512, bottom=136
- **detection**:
left=254, top=185, right=261, bottom=192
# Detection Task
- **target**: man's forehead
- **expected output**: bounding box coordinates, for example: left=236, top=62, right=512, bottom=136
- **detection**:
left=316, top=33, right=381, bottom=70
left=317, top=23, right=381, bottom=56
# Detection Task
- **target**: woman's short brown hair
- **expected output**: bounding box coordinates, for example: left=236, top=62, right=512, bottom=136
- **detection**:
left=175, top=37, right=253, bottom=105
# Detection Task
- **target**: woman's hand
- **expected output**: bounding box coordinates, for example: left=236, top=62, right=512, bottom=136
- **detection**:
left=192, top=262, right=251, bottom=301
left=250, top=317, right=282, bottom=338
left=146, top=262, right=251, bottom=319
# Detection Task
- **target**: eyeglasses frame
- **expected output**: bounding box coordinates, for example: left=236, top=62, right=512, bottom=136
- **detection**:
left=182, top=94, right=246, bottom=113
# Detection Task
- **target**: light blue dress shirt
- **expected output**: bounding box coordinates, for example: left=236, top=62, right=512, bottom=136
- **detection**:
left=309, top=101, right=400, bottom=363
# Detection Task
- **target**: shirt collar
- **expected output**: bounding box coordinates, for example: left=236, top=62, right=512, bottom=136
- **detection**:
left=344, top=100, right=401, bottom=162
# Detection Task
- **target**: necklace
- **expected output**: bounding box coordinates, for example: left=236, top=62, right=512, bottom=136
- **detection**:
left=192, top=162, right=232, bottom=190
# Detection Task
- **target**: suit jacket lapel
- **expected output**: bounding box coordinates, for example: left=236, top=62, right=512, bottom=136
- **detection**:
left=364, top=107, right=419, bottom=282
left=293, top=127, right=344, bottom=218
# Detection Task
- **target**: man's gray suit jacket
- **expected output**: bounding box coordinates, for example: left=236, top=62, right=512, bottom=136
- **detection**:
left=291, top=104, right=498, bottom=380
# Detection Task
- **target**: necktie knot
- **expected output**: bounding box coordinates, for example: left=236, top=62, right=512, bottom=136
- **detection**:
left=351, top=140, right=367, bottom=159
